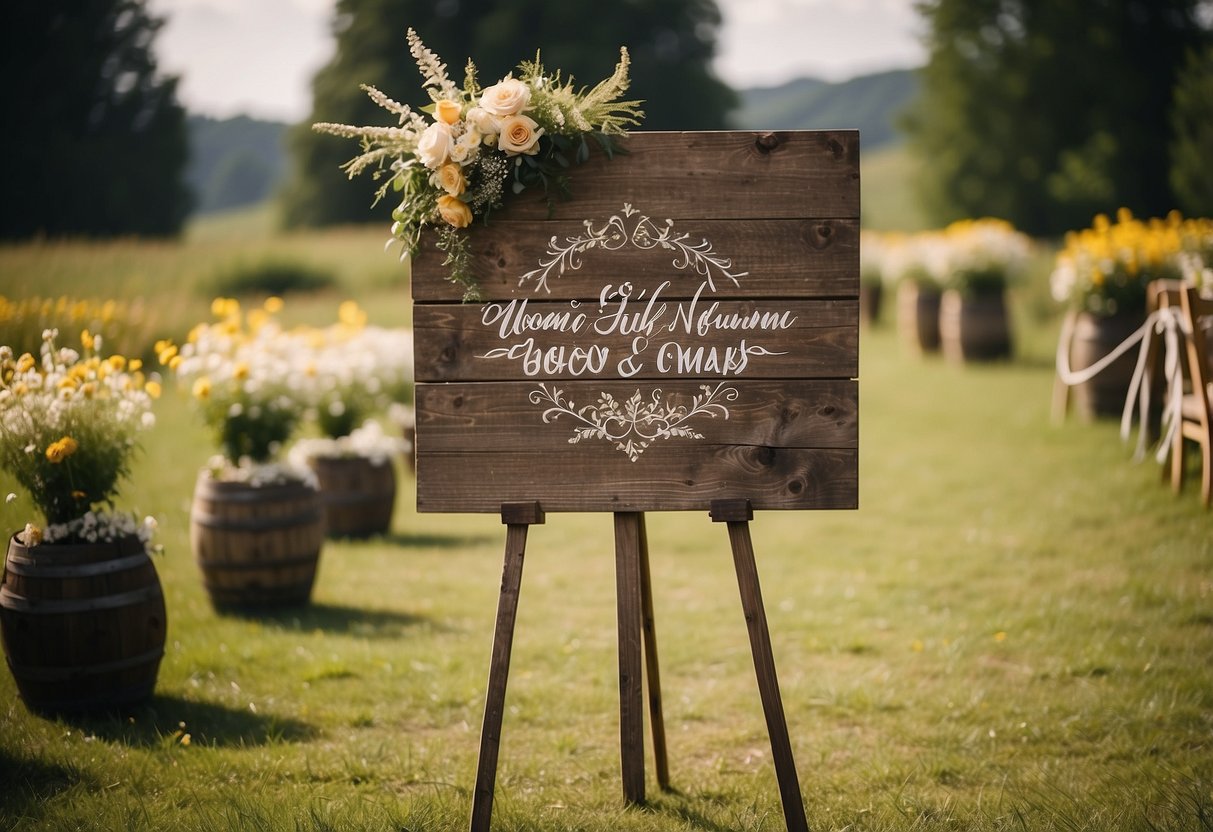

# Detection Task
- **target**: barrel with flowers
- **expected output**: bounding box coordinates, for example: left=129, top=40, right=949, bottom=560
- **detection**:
left=0, top=330, right=166, bottom=713
left=162, top=298, right=324, bottom=609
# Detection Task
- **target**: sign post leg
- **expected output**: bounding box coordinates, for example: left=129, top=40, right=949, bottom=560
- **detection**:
left=710, top=499, right=809, bottom=832
left=469, top=502, right=544, bottom=832
left=637, top=513, right=671, bottom=791
left=614, top=511, right=646, bottom=805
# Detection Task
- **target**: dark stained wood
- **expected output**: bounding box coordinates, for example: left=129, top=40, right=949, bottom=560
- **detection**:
left=637, top=514, right=671, bottom=790
left=469, top=508, right=540, bottom=832
left=414, top=299, right=858, bottom=382
left=712, top=503, right=809, bottom=832
left=417, top=447, right=857, bottom=513
left=416, top=380, right=857, bottom=452
left=413, top=218, right=859, bottom=303
left=614, top=512, right=646, bottom=805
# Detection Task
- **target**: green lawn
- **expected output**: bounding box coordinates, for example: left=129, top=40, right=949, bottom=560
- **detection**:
left=1, top=227, right=1211, bottom=831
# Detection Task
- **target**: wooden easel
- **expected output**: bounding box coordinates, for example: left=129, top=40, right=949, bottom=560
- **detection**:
left=468, top=499, right=808, bottom=832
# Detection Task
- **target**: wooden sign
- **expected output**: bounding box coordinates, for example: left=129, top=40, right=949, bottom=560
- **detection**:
left=411, top=130, right=859, bottom=513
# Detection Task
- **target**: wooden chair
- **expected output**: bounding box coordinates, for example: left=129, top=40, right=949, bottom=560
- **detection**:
left=1172, top=285, right=1213, bottom=508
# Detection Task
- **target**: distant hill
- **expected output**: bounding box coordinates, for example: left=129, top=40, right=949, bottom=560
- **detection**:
left=185, top=115, right=290, bottom=215
left=730, top=68, right=918, bottom=150
left=184, top=68, right=919, bottom=216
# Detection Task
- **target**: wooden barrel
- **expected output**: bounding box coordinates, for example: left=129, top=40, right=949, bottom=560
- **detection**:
left=308, top=455, right=397, bottom=539
left=859, top=283, right=883, bottom=327
left=190, top=473, right=324, bottom=608
left=1069, top=311, right=1144, bottom=419
left=939, top=289, right=1013, bottom=363
left=896, top=281, right=941, bottom=354
left=0, top=533, right=166, bottom=714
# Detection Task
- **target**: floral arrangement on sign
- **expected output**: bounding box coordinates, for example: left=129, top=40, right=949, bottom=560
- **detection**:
left=313, top=29, right=644, bottom=300
left=161, top=297, right=310, bottom=484
left=0, top=329, right=160, bottom=546
left=1050, top=209, right=1213, bottom=317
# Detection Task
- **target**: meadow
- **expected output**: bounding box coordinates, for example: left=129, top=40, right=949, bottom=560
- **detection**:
left=1, top=165, right=1211, bottom=831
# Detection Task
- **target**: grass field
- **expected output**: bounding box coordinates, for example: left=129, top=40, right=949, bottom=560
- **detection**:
left=1, top=206, right=1211, bottom=831
left=2, top=224, right=1213, bottom=829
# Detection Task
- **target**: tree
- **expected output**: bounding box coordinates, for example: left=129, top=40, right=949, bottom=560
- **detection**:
left=1170, top=45, right=1213, bottom=217
left=282, top=0, right=736, bottom=228
left=0, top=2, right=191, bottom=238
left=904, top=0, right=1212, bottom=236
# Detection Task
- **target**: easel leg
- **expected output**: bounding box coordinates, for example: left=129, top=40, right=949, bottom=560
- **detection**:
left=637, top=513, right=671, bottom=791
left=711, top=500, right=809, bottom=832
left=614, top=511, right=646, bottom=805
left=469, top=502, right=544, bottom=832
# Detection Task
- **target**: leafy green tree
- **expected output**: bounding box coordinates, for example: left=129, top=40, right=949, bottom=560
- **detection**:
left=282, top=0, right=736, bottom=228
left=905, top=0, right=1212, bottom=236
left=0, top=1, right=191, bottom=238
left=1170, top=45, right=1213, bottom=217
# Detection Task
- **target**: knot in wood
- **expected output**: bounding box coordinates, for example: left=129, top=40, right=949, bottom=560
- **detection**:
left=755, top=132, right=781, bottom=154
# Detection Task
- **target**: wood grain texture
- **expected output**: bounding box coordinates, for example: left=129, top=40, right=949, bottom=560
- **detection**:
left=412, top=218, right=858, bottom=303
left=469, top=520, right=531, bottom=832
left=720, top=515, right=809, bottom=832
left=414, top=299, right=858, bottom=382
left=615, top=512, right=646, bottom=805
left=411, top=129, right=859, bottom=514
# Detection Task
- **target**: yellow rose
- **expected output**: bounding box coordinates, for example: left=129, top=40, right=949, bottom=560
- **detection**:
left=437, top=195, right=473, bottom=229
left=434, top=98, right=462, bottom=125
left=498, top=114, right=543, bottom=156
left=436, top=163, right=466, bottom=196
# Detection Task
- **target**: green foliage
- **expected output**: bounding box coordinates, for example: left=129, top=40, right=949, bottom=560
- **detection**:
left=905, top=0, right=1213, bottom=236
left=0, top=1, right=191, bottom=238
left=282, top=0, right=737, bottom=228
left=206, top=257, right=338, bottom=297
left=1170, top=45, right=1213, bottom=217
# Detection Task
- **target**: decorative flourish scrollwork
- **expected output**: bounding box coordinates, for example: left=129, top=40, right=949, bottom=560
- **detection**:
left=518, top=203, right=749, bottom=294
left=528, top=382, right=740, bottom=461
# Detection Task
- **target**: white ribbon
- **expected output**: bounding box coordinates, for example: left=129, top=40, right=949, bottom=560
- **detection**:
left=1055, top=308, right=1189, bottom=462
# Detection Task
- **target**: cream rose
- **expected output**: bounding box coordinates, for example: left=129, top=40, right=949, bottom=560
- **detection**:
left=437, top=194, right=472, bottom=228
left=436, top=163, right=466, bottom=196
left=497, top=114, right=543, bottom=156
left=478, top=77, right=531, bottom=117
left=416, top=121, right=455, bottom=169
left=434, top=98, right=463, bottom=125
left=465, top=106, right=499, bottom=137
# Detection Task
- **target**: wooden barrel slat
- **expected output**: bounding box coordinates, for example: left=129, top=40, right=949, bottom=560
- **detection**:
left=0, top=533, right=166, bottom=714
left=6, top=645, right=165, bottom=682
left=190, top=472, right=324, bottom=608
left=3, top=551, right=151, bottom=578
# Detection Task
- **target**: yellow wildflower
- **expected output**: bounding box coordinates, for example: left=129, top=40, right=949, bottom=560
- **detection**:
left=45, top=436, right=79, bottom=463
left=192, top=377, right=212, bottom=400
left=81, top=329, right=95, bottom=350
left=145, top=380, right=162, bottom=399
left=263, top=296, right=284, bottom=313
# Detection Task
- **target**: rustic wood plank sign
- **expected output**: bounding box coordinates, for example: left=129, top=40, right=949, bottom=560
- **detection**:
left=411, top=130, right=860, bottom=832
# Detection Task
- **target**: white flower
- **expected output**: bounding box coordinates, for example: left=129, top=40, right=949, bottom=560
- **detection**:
left=479, top=76, right=531, bottom=117
left=465, top=106, right=499, bottom=137
left=416, top=120, right=455, bottom=169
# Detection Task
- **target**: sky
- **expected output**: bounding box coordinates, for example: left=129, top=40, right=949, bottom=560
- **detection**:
left=146, top=0, right=927, bottom=123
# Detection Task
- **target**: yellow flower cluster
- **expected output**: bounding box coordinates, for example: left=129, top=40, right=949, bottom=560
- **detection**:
left=1050, top=208, right=1213, bottom=315
left=1, top=328, right=160, bottom=526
